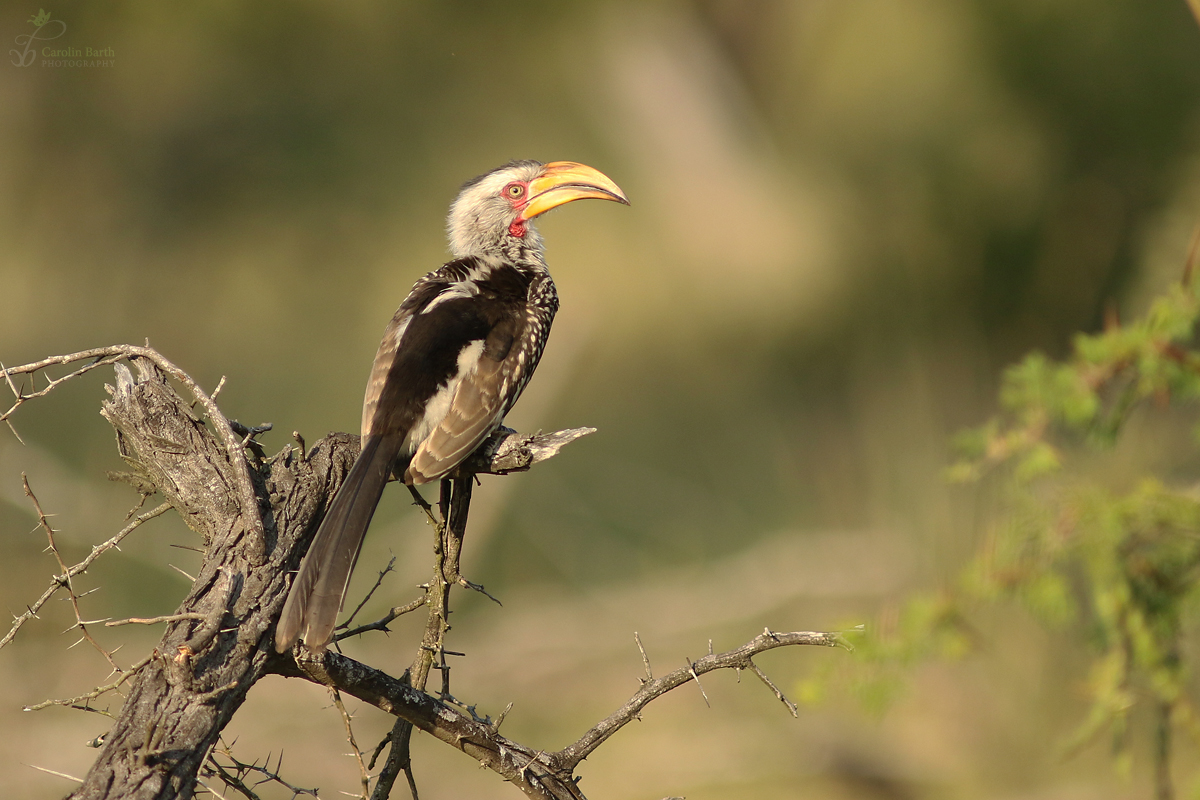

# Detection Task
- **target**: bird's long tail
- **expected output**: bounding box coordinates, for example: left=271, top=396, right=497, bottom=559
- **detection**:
left=275, top=434, right=404, bottom=652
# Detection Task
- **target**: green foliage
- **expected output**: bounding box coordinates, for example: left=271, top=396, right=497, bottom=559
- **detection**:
left=839, top=592, right=976, bottom=717
left=951, top=278, right=1200, bottom=487
left=963, top=275, right=1200, bottom=775
left=843, top=271, right=1200, bottom=791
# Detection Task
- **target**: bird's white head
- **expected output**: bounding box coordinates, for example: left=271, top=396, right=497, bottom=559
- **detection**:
left=446, top=160, right=628, bottom=260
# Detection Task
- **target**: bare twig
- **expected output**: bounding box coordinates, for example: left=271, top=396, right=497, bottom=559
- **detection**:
left=554, top=628, right=846, bottom=771
left=455, top=576, right=502, bottom=605
left=1, top=361, right=29, bottom=442
left=105, top=613, right=208, bottom=628
left=169, top=564, right=197, bottom=582
left=229, top=420, right=273, bottom=460
left=208, top=375, right=227, bottom=403
left=283, top=649, right=580, bottom=799
left=369, top=719, right=419, bottom=800
left=119, top=489, right=153, bottom=522
left=26, top=763, right=85, bottom=783
left=284, top=627, right=846, bottom=799
left=492, top=702, right=514, bottom=734
left=1, top=354, right=125, bottom=431
left=685, top=658, right=710, bottom=708
left=407, top=485, right=440, bottom=529
left=455, top=426, right=596, bottom=477
left=747, top=660, right=798, bottom=718
left=339, top=556, right=398, bottom=634
left=23, top=475, right=121, bottom=672
left=336, top=598, right=426, bottom=642
left=25, top=652, right=155, bottom=712
left=634, top=632, right=653, bottom=682
left=1, top=346, right=265, bottom=563
left=331, top=688, right=371, bottom=799
left=193, top=777, right=231, bottom=799
left=206, top=740, right=319, bottom=800
left=363, top=476, right=472, bottom=800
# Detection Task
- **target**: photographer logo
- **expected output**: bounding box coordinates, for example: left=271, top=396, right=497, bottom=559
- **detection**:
left=10, top=9, right=115, bottom=68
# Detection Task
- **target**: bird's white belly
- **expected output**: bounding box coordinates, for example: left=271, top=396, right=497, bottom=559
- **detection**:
left=404, top=338, right=485, bottom=452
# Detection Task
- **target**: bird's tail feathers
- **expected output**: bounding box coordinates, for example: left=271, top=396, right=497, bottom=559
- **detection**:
left=274, top=434, right=404, bottom=652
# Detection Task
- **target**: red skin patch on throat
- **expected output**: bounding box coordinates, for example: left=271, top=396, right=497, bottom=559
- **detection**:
left=508, top=218, right=527, bottom=238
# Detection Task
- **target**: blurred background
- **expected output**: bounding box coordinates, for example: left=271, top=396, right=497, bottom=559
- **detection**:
left=2, top=1, right=1200, bottom=798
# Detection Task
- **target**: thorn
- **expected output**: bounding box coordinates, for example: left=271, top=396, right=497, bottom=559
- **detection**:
left=748, top=659, right=799, bottom=718
left=25, top=763, right=83, bottom=783
left=492, top=701, right=513, bottom=733
left=635, top=632, right=653, bottom=681
left=457, top=576, right=501, bottom=605
left=686, top=657, right=710, bottom=708
left=4, top=417, right=25, bottom=445
left=169, top=564, right=197, bottom=582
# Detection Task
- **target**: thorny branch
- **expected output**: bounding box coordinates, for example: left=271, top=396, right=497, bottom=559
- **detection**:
left=105, top=613, right=208, bottom=628
left=202, top=737, right=320, bottom=800
left=2, top=500, right=172, bottom=650
left=363, top=476, right=476, bottom=800
left=280, top=628, right=845, bottom=800
left=3, top=344, right=846, bottom=800
left=335, top=597, right=426, bottom=643
left=3, top=346, right=266, bottom=563
left=24, top=652, right=156, bottom=712
left=748, top=660, right=800, bottom=717
left=19, top=475, right=159, bottom=677
left=24, top=474, right=115, bottom=669
left=339, top=556, right=399, bottom=636
left=553, top=628, right=847, bottom=772
left=1, top=353, right=125, bottom=442
left=331, top=688, right=371, bottom=800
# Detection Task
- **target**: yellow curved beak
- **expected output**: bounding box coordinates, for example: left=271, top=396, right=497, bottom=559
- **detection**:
left=519, top=161, right=629, bottom=221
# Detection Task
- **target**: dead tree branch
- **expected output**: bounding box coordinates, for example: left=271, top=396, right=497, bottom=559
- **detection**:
left=553, top=628, right=847, bottom=772
left=331, top=688, right=371, bottom=799
left=276, top=628, right=844, bottom=800
left=1, top=500, right=171, bottom=650
left=24, top=474, right=127, bottom=673
left=3, top=346, right=266, bottom=562
left=2, top=345, right=844, bottom=799
left=203, top=738, right=320, bottom=799
left=24, top=652, right=156, bottom=713
left=335, top=597, right=426, bottom=643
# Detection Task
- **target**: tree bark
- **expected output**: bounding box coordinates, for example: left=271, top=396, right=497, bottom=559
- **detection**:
left=65, top=355, right=599, bottom=799
left=9, top=348, right=839, bottom=800
left=69, top=358, right=355, bottom=799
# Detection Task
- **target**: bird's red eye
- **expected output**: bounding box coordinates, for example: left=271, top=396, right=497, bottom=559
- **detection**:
left=504, top=182, right=526, bottom=200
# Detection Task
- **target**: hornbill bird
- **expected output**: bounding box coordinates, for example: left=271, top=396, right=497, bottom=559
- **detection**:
left=275, top=160, right=628, bottom=653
